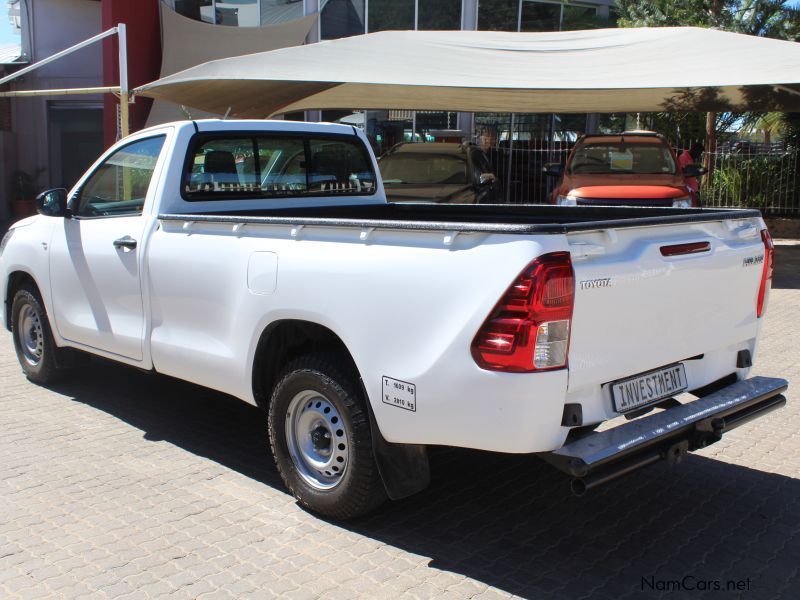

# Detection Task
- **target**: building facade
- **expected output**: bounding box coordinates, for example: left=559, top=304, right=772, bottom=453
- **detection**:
left=0, top=0, right=618, bottom=220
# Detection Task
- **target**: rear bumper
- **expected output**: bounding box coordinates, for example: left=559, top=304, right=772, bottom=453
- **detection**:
left=542, top=376, right=787, bottom=495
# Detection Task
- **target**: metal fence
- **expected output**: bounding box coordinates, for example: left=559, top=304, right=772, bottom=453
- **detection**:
left=484, top=139, right=800, bottom=216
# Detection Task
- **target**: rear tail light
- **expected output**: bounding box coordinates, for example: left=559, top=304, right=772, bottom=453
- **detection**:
left=757, top=229, right=774, bottom=318
left=472, top=252, right=575, bottom=372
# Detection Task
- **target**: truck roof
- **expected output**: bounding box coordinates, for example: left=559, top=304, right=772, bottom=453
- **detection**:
left=133, top=118, right=360, bottom=137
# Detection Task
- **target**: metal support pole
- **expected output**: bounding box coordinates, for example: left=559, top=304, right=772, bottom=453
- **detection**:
left=505, top=113, right=515, bottom=203
left=118, top=23, right=130, bottom=138
left=0, top=27, right=119, bottom=87
left=0, top=86, right=120, bottom=98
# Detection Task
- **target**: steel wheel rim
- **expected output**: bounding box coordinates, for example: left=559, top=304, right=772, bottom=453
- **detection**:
left=285, top=389, right=349, bottom=491
left=17, top=304, right=44, bottom=367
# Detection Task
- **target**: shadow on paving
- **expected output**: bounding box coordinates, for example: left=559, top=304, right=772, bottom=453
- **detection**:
left=47, top=361, right=799, bottom=600
left=773, top=244, right=800, bottom=290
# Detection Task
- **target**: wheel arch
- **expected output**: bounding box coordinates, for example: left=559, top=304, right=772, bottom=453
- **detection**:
left=251, top=319, right=359, bottom=411
left=5, top=270, right=42, bottom=331
left=251, top=318, right=430, bottom=501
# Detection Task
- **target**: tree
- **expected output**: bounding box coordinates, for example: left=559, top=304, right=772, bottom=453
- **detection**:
left=615, top=0, right=800, bottom=149
left=616, top=0, right=735, bottom=28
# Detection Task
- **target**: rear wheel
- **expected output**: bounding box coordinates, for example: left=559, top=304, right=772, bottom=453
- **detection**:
left=10, top=286, right=64, bottom=384
left=268, top=354, right=386, bottom=520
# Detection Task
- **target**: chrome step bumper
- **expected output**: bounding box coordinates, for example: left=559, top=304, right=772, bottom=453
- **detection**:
left=542, top=376, right=788, bottom=495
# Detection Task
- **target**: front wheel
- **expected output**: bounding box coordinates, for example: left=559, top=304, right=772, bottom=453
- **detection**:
left=10, top=286, right=64, bottom=384
left=268, top=354, right=386, bottom=520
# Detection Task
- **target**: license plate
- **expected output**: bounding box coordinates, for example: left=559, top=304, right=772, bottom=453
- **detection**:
left=611, top=364, right=688, bottom=413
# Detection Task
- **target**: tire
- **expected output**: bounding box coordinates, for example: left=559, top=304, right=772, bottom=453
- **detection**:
left=10, top=285, right=64, bottom=384
left=268, top=353, right=387, bottom=520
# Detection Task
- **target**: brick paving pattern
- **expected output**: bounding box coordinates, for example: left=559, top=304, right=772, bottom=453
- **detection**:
left=1, top=244, right=798, bottom=599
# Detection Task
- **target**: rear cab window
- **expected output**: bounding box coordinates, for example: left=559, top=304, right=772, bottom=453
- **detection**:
left=183, top=133, right=377, bottom=201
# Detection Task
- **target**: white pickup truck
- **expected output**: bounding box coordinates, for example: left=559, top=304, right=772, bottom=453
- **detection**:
left=1, top=120, right=787, bottom=519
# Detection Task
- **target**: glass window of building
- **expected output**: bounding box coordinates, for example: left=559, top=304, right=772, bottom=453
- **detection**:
left=477, top=0, right=519, bottom=32
left=418, top=0, right=461, bottom=30
left=214, top=1, right=260, bottom=27
left=562, top=4, right=602, bottom=31
left=174, top=0, right=214, bottom=24
left=368, top=0, right=414, bottom=32
left=172, top=1, right=293, bottom=27
left=321, top=0, right=366, bottom=39
left=519, top=1, right=561, bottom=32
left=260, top=0, right=304, bottom=26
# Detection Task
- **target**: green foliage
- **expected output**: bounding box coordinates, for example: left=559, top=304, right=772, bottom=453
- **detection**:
left=616, top=0, right=734, bottom=28
left=706, top=153, right=797, bottom=212
left=782, top=113, right=800, bottom=150
left=615, top=0, right=797, bottom=36
left=615, top=1, right=800, bottom=147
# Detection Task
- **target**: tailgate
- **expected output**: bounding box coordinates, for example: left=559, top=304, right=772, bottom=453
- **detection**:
left=567, top=217, right=767, bottom=394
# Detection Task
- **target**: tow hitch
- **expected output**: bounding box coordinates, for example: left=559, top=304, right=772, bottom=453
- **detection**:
left=542, top=376, right=787, bottom=496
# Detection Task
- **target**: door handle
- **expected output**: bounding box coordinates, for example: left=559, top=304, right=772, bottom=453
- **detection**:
left=113, top=236, right=137, bottom=250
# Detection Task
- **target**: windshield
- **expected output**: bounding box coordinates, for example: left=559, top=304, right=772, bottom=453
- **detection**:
left=569, top=142, right=676, bottom=175
left=380, top=153, right=468, bottom=185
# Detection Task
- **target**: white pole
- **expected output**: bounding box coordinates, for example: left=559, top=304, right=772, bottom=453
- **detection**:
left=118, top=23, right=130, bottom=138
left=0, top=27, right=119, bottom=87
left=0, top=86, right=120, bottom=98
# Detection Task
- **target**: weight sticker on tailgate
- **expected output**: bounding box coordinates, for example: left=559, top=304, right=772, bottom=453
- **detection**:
left=382, top=377, right=416, bottom=412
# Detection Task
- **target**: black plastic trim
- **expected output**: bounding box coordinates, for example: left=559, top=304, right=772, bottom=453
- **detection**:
left=561, top=404, right=583, bottom=427
left=157, top=205, right=762, bottom=236
left=737, top=349, right=753, bottom=368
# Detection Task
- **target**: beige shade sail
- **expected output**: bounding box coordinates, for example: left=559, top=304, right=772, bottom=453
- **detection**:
left=146, top=3, right=317, bottom=125
left=135, top=27, right=800, bottom=117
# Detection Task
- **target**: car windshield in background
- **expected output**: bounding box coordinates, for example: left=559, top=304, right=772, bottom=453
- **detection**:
left=569, top=143, right=676, bottom=175
left=380, top=154, right=468, bottom=185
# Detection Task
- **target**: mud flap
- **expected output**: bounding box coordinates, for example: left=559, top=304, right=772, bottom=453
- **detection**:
left=362, top=381, right=430, bottom=501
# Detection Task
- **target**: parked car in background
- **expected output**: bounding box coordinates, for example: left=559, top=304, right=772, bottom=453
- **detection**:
left=378, top=142, right=501, bottom=203
left=545, top=131, right=706, bottom=208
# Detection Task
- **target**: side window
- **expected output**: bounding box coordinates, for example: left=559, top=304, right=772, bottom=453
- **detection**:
left=76, top=136, right=166, bottom=217
left=183, top=134, right=376, bottom=200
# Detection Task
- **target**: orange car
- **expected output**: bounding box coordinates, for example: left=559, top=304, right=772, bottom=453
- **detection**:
left=545, top=132, right=706, bottom=208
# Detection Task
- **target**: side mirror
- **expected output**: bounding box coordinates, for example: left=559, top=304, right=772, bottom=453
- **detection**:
left=682, top=165, right=707, bottom=178
left=543, top=162, right=563, bottom=177
left=479, top=172, right=496, bottom=186
left=34, top=188, right=68, bottom=217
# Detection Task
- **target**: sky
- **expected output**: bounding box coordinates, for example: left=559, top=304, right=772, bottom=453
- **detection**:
left=0, top=4, right=19, bottom=48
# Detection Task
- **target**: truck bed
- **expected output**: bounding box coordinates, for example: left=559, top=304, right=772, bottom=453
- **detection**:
left=158, top=204, right=762, bottom=234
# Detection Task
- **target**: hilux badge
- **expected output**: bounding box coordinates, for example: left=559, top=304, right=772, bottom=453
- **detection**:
left=743, top=255, right=764, bottom=267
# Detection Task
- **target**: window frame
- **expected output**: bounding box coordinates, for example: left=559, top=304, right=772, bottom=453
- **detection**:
left=181, top=130, right=378, bottom=202
left=70, top=134, right=168, bottom=220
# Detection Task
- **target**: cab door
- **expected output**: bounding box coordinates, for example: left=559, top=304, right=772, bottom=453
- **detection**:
left=49, top=135, right=166, bottom=361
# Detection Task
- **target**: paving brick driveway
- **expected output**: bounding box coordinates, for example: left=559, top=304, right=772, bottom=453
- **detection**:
left=1, top=244, right=799, bottom=600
